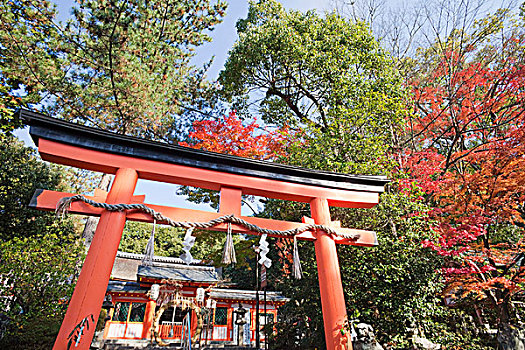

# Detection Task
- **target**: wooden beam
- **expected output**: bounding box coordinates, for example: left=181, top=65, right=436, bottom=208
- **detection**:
left=31, top=189, right=377, bottom=246
left=22, top=109, right=389, bottom=195
left=37, top=139, right=379, bottom=209
left=53, top=168, right=139, bottom=350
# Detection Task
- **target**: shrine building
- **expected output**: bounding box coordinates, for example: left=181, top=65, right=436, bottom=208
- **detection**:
left=92, top=251, right=287, bottom=349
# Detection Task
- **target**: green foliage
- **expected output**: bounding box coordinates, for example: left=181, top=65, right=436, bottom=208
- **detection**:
left=338, top=194, right=438, bottom=336
left=119, top=221, right=185, bottom=257
left=1, top=0, right=227, bottom=140
left=0, top=0, right=59, bottom=106
left=0, top=136, right=84, bottom=349
left=0, top=228, right=83, bottom=318
left=0, top=82, right=22, bottom=136
left=220, top=0, right=407, bottom=175
left=0, top=313, right=64, bottom=350
left=267, top=240, right=326, bottom=349
left=0, top=136, right=69, bottom=241
left=220, top=3, right=427, bottom=346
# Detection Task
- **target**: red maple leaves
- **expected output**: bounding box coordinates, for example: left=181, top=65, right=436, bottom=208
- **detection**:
left=403, top=42, right=525, bottom=320
left=179, top=111, right=288, bottom=161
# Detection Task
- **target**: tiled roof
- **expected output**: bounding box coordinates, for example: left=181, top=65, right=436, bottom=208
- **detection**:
left=107, top=281, right=149, bottom=293
left=107, top=253, right=287, bottom=303
left=209, top=288, right=289, bottom=302
left=116, top=251, right=197, bottom=265
left=138, top=265, right=219, bottom=283
left=111, top=251, right=209, bottom=282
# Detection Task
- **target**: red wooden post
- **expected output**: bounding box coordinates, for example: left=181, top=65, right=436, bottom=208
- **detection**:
left=53, top=168, right=138, bottom=350
left=311, top=198, right=351, bottom=350
left=142, top=299, right=156, bottom=339
left=219, top=186, right=242, bottom=216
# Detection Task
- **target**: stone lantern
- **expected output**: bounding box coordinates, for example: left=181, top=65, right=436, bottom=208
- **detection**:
left=234, top=303, right=248, bottom=345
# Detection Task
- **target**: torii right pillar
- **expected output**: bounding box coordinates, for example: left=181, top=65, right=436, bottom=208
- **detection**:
left=311, top=197, right=350, bottom=350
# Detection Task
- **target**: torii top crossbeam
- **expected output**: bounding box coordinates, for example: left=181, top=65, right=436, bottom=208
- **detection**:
left=23, top=109, right=387, bottom=207
left=20, top=109, right=388, bottom=350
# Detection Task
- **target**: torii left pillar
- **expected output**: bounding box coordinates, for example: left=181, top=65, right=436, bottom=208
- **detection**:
left=53, top=168, right=138, bottom=350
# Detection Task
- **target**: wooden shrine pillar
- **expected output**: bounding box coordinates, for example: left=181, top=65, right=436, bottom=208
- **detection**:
left=142, top=299, right=156, bottom=339
left=53, top=168, right=138, bottom=350
left=311, top=198, right=351, bottom=350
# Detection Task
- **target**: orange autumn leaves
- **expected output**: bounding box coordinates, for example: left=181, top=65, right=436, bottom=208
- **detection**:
left=179, top=111, right=289, bottom=161
left=403, top=44, right=525, bottom=311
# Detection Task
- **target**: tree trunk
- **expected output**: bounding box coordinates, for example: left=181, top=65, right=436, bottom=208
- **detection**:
left=500, top=302, right=511, bottom=325
left=82, top=173, right=112, bottom=248
left=496, top=296, right=524, bottom=350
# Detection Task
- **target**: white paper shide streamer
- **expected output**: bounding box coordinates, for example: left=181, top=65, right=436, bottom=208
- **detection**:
left=179, top=227, right=196, bottom=265
left=258, top=234, right=272, bottom=268
left=222, top=222, right=237, bottom=264
left=293, top=236, right=303, bottom=279
left=141, top=219, right=156, bottom=266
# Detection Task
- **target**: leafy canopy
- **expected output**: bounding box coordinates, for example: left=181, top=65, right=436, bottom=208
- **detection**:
left=401, top=8, right=525, bottom=326
left=0, top=136, right=71, bottom=241
left=0, top=136, right=84, bottom=349
left=220, top=0, right=407, bottom=174
left=1, top=0, right=227, bottom=140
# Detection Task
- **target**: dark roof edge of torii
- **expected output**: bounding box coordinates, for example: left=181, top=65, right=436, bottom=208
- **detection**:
left=19, top=108, right=389, bottom=193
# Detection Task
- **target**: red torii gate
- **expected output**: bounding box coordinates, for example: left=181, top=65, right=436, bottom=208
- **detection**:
left=21, top=109, right=388, bottom=350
